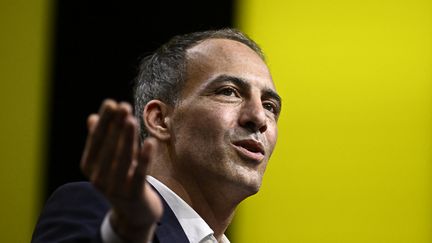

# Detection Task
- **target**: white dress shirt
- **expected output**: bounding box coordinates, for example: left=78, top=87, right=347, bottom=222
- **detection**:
left=101, top=176, right=230, bottom=243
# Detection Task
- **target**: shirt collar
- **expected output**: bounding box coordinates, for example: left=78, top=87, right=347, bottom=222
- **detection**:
left=147, top=176, right=230, bottom=243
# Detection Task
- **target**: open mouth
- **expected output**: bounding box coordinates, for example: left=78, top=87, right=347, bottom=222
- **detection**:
left=232, top=139, right=265, bottom=162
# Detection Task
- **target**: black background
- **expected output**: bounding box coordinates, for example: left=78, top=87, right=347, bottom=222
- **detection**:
left=46, top=0, right=234, bottom=199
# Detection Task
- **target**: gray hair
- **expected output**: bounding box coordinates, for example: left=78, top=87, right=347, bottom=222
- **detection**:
left=133, top=28, right=265, bottom=141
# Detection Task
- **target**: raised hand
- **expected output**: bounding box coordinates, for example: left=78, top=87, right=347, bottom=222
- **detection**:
left=80, top=99, right=163, bottom=243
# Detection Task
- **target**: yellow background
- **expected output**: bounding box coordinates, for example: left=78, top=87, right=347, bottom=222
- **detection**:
left=1, top=0, right=431, bottom=242
left=234, top=0, right=432, bottom=242
left=0, top=0, right=51, bottom=242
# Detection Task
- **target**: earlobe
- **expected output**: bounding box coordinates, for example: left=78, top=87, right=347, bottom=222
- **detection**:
left=143, top=100, right=172, bottom=141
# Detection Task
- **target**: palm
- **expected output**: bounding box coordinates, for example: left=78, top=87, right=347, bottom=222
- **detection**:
left=80, top=100, right=163, bottom=242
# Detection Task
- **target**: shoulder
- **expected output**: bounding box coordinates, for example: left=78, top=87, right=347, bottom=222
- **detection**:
left=31, top=182, right=110, bottom=243
left=42, top=181, right=111, bottom=221
left=50, top=181, right=108, bottom=203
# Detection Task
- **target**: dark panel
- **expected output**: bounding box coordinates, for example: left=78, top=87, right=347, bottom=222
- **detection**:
left=46, top=0, right=233, bottom=199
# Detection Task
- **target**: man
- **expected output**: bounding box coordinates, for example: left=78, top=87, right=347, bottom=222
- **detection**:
left=32, top=28, right=281, bottom=243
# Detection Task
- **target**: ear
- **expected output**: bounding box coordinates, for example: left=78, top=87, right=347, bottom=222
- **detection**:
left=143, top=100, right=172, bottom=141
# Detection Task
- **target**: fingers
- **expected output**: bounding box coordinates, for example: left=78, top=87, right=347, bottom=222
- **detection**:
left=81, top=114, right=100, bottom=174
left=80, top=100, right=136, bottom=185
left=80, top=99, right=157, bottom=202
left=93, top=103, right=131, bottom=188
left=109, top=115, right=139, bottom=195
left=87, top=114, right=99, bottom=133
left=129, top=137, right=155, bottom=197
left=79, top=99, right=162, bottom=242
left=81, top=99, right=117, bottom=176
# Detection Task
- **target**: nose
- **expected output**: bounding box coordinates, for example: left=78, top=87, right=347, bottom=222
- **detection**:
left=239, top=98, right=267, bottom=133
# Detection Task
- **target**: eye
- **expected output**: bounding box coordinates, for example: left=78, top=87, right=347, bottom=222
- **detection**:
left=216, top=87, right=239, bottom=97
left=263, top=102, right=279, bottom=116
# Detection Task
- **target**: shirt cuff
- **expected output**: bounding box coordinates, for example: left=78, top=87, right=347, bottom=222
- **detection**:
left=101, top=211, right=126, bottom=243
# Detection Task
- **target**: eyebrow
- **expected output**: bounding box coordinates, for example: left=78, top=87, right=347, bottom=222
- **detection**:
left=208, top=74, right=282, bottom=108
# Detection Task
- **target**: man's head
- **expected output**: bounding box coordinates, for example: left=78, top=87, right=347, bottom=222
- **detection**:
left=134, top=29, right=281, bottom=196
left=133, top=29, right=264, bottom=140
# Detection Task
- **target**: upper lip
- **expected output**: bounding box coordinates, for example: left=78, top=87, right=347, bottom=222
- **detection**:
left=232, top=139, right=265, bottom=155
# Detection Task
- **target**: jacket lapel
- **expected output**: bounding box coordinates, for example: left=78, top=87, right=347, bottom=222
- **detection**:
left=153, top=188, right=189, bottom=243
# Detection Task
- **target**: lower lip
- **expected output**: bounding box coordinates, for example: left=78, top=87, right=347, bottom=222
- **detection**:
left=232, top=144, right=265, bottom=163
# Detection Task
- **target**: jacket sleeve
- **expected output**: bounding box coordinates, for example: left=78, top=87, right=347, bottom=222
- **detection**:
left=31, top=182, right=111, bottom=243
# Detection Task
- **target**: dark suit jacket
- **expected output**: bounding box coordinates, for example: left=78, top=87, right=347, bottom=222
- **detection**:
left=31, top=182, right=189, bottom=243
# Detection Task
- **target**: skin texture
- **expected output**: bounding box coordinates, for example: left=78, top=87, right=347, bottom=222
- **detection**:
left=151, top=39, right=280, bottom=240
left=80, top=39, right=280, bottom=243
left=81, top=102, right=163, bottom=242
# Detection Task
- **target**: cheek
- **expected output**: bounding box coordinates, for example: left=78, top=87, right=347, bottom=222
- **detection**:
left=265, top=125, right=278, bottom=155
left=171, top=105, right=238, bottom=169
left=173, top=105, right=235, bottom=146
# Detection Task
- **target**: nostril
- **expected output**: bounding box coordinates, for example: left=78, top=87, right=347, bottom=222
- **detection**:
left=239, top=103, right=268, bottom=133
left=243, top=121, right=267, bottom=133
left=259, top=124, right=267, bottom=133
left=242, top=121, right=257, bottom=132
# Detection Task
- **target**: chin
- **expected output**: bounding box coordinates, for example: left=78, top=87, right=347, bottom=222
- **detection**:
left=227, top=168, right=264, bottom=197
left=242, top=177, right=263, bottom=195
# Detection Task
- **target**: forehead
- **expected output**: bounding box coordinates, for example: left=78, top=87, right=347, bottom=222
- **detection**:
left=183, top=39, right=275, bottom=93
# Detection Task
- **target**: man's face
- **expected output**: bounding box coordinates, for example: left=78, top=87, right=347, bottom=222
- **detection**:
left=169, top=39, right=281, bottom=195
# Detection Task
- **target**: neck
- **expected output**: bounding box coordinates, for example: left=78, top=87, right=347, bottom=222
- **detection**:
left=152, top=174, right=243, bottom=240
left=148, top=145, right=256, bottom=240
left=149, top=172, right=252, bottom=239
